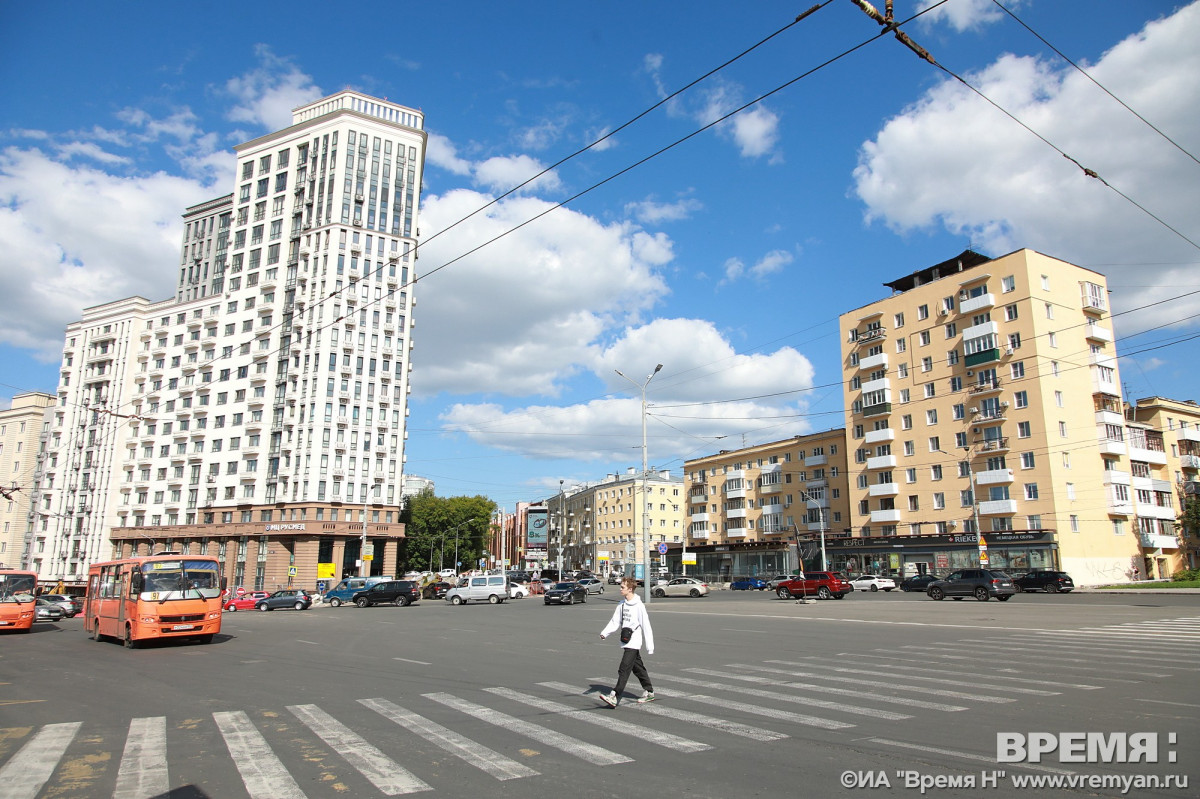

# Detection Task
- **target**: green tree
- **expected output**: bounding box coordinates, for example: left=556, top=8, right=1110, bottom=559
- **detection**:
left=1178, top=496, right=1200, bottom=571
left=398, top=490, right=496, bottom=575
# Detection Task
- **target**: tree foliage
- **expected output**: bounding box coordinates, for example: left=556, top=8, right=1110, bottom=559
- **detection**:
left=398, top=490, right=496, bottom=574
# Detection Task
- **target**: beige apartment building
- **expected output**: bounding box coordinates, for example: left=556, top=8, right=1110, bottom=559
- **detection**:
left=683, top=428, right=851, bottom=580
left=544, top=469, right=685, bottom=579
left=0, top=392, right=54, bottom=567
left=1126, top=396, right=1200, bottom=575
left=840, top=248, right=1147, bottom=585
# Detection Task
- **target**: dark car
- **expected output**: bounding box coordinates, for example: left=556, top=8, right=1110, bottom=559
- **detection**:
left=1013, top=570, right=1074, bottom=593
left=730, top=577, right=769, bottom=591
left=352, top=580, right=421, bottom=607
left=543, top=582, right=587, bottom=605
left=256, top=589, right=313, bottom=611
left=505, top=571, right=531, bottom=585
left=927, top=569, right=1016, bottom=602
left=39, top=594, right=81, bottom=617
left=607, top=573, right=622, bottom=585
left=34, top=598, right=64, bottom=622
left=422, top=581, right=453, bottom=600
left=899, top=574, right=938, bottom=592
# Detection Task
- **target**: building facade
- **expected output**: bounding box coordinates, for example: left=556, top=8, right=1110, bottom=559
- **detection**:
left=840, top=248, right=1138, bottom=584
left=683, top=429, right=852, bottom=580
left=1127, top=396, right=1200, bottom=575
left=27, top=91, right=426, bottom=590
left=1, top=392, right=54, bottom=567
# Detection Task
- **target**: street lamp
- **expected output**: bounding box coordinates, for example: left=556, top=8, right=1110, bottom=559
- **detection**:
left=557, top=480, right=566, bottom=579
left=794, top=487, right=828, bottom=572
left=615, top=363, right=663, bottom=604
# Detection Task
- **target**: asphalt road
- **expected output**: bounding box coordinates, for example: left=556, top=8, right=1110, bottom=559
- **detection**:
left=2, top=589, right=1198, bottom=798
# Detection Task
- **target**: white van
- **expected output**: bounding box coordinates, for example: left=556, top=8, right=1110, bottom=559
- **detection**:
left=445, top=575, right=509, bottom=605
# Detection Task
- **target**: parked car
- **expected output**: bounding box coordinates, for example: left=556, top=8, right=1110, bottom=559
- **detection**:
left=849, top=574, right=897, bottom=592
left=445, top=574, right=510, bottom=605
left=576, top=577, right=605, bottom=595
left=926, top=569, right=1016, bottom=602
left=899, top=574, right=938, bottom=593
left=34, top=598, right=64, bottom=622
left=422, top=581, right=453, bottom=600
left=776, top=572, right=853, bottom=600
left=766, top=574, right=800, bottom=591
left=508, top=582, right=530, bottom=599
left=437, top=568, right=458, bottom=579
left=256, top=589, right=313, bottom=611
left=652, top=577, right=710, bottom=598
left=224, top=591, right=270, bottom=611
left=506, top=571, right=531, bottom=584
left=607, top=573, right=622, bottom=585
left=351, top=581, right=421, bottom=607
left=730, top=577, right=769, bottom=591
left=1013, top=570, right=1074, bottom=593
left=323, top=576, right=393, bottom=607
left=543, top=582, right=587, bottom=605
left=39, top=594, right=81, bottom=617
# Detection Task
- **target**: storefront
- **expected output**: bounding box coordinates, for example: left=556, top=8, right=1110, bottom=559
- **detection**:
left=663, top=541, right=794, bottom=580
left=818, top=531, right=1060, bottom=578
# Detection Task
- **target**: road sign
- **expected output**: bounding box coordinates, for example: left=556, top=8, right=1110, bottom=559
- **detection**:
left=288, top=566, right=297, bottom=577
left=236, top=586, right=246, bottom=596
left=657, top=542, right=668, bottom=555
left=625, top=542, right=636, bottom=557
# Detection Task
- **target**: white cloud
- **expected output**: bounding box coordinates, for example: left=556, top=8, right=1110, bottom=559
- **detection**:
left=473, top=154, right=562, bottom=195
left=853, top=2, right=1200, bottom=334
left=222, top=45, right=323, bottom=131
left=412, top=188, right=672, bottom=396
left=440, top=318, right=817, bottom=464
left=426, top=132, right=473, bottom=176
left=719, top=249, right=794, bottom=285
left=624, top=195, right=702, bottom=225
left=916, top=0, right=1025, bottom=32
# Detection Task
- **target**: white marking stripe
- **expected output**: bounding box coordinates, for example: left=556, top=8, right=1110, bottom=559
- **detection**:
left=0, top=721, right=81, bottom=799
left=640, top=682, right=863, bottom=726
left=649, top=674, right=868, bottom=725
left=424, top=692, right=631, bottom=766
left=696, top=666, right=1015, bottom=704
left=483, top=687, right=711, bottom=753
left=287, top=704, right=431, bottom=795
left=869, top=737, right=1074, bottom=775
left=113, top=716, right=168, bottom=799
left=213, top=711, right=306, bottom=799
left=360, top=697, right=537, bottom=781
left=941, top=640, right=1200, bottom=670
left=756, top=662, right=1060, bottom=696
left=539, top=681, right=788, bottom=743
left=392, top=657, right=432, bottom=666
left=904, top=648, right=1183, bottom=675
left=681, top=669, right=967, bottom=712
left=833, top=654, right=1104, bottom=689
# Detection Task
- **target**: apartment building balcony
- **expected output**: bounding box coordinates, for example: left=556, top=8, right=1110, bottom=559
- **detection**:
left=1103, top=469, right=1132, bottom=485
left=858, top=351, right=888, bottom=371
left=862, top=401, right=892, bottom=417
left=804, top=453, right=827, bottom=468
left=975, top=468, right=1014, bottom=486
left=978, top=499, right=1018, bottom=515
left=977, top=437, right=1010, bottom=453
left=1095, top=408, right=1124, bottom=427
left=758, top=480, right=782, bottom=494
left=689, top=488, right=708, bottom=502
left=868, top=482, right=899, bottom=497
left=1085, top=321, right=1113, bottom=343
left=1178, top=428, right=1200, bottom=444
left=724, top=486, right=747, bottom=500
left=805, top=477, right=828, bottom=489
left=1181, top=480, right=1199, bottom=496
left=725, top=529, right=749, bottom=538
left=871, top=509, right=902, bottom=523
left=863, top=428, right=894, bottom=445
left=1107, top=495, right=1133, bottom=515
left=690, top=512, right=710, bottom=522
left=1140, top=532, right=1179, bottom=550
left=1138, top=504, right=1177, bottom=522
left=760, top=500, right=783, bottom=515
left=853, top=327, right=887, bottom=347
left=959, top=292, right=995, bottom=314
left=1180, top=454, right=1200, bottom=469
left=1098, top=437, right=1126, bottom=456
left=867, top=454, right=897, bottom=470
left=967, top=378, right=1003, bottom=396
left=1128, top=445, right=1167, bottom=466
left=689, top=531, right=709, bottom=541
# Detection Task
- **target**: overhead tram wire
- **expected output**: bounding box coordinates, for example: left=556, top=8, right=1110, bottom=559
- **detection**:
left=992, top=0, right=1200, bottom=169
left=848, top=0, right=1200, bottom=253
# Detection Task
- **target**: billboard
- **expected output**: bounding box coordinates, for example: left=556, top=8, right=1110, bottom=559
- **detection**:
left=527, top=508, right=549, bottom=550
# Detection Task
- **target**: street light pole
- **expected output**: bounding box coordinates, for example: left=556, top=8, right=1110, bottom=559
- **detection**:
left=616, top=363, right=663, bottom=604
left=557, top=480, right=565, bottom=580
left=794, top=487, right=828, bottom=572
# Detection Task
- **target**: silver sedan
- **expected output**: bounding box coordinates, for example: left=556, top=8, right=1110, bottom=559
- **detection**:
left=651, top=577, right=710, bottom=598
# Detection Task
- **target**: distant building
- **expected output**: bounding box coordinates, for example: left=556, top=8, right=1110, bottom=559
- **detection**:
left=0, top=392, right=54, bottom=567
left=401, top=474, right=435, bottom=499
left=29, top=91, right=426, bottom=589
left=1126, top=396, right=1200, bottom=575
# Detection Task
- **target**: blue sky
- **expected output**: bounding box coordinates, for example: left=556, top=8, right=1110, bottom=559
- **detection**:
left=2, top=1, right=1199, bottom=510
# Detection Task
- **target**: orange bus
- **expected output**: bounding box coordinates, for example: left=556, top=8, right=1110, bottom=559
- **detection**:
left=0, top=570, right=38, bottom=632
left=84, top=554, right=225, bottom=648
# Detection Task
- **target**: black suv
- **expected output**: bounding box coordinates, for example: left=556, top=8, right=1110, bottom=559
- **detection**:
left=1013, top=570, right=1074, bottom=593
left=351, top=580, right=421, bottom=607
left=926, top=569, right=1016, bottom=602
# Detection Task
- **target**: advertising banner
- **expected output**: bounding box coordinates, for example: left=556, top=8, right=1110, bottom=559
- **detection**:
left=527, top=508, right=549, bottom=550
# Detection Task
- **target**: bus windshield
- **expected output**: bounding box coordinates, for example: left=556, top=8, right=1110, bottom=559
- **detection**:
left=0, top=573, right=36, bottom=603
left=140, top=560, right=222, bottom=600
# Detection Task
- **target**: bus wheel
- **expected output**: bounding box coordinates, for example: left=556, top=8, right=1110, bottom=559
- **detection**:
left=196, top=634, right=214, bottom=644
left=123, top=626, right=138, bottom=649
left=90, top=622, right=103, bottom=642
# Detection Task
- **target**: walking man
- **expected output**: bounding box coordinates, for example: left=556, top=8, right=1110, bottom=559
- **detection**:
left=597, top=577, right=655, bottom=707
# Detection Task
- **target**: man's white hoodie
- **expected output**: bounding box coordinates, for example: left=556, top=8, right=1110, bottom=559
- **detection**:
left=600, top=593, right=654, bottom=655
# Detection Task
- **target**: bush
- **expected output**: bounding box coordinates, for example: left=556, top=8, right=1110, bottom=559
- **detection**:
left=1171, top=567, right=1200, bottom=582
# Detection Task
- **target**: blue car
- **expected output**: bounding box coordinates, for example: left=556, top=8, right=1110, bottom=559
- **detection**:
left=730, top=577, right=768, bottom=591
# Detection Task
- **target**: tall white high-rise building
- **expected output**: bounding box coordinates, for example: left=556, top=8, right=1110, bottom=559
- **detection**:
left=29, top=91, right=426, bottom=589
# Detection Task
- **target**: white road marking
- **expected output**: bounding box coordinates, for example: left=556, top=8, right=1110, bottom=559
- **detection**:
left=830, top=654, right=1105, bottom=689
left=213, top=711, right=306, bottom=799
left=113, top=716, right=168, bottom=799
left=483, top=687, right=711, bottom=753
left=695, top=666, right=1015, bottom=704
left=868, top=737, right=1074, bottom=775
left=646, top=674, right=868, bottom=726
left=680, top=669, right=966, bottom=712
left=424, top=692, right=632, bottom=766
left=0, top=722, right=81, bottom=799
left=756, top=661, right=1060, bottom=695
left=539, top=681, right=788, bottom=742
left=287, top=703, right=431, bottom=795
left=360, top=697, right=537, bottom=780
left=392, top=657, right=432, bottom=666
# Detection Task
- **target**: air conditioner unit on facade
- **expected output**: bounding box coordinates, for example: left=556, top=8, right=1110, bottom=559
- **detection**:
left=938, top=308, right=948, bottom=316
left=969, top=407, right=979, bottom=414
left=959, top=290, right=969, bottom=300
left=1005, top=347, right=1014, bottom=356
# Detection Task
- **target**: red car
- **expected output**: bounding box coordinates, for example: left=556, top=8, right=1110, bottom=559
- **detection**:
left=224, top=591, right=270, bottom=611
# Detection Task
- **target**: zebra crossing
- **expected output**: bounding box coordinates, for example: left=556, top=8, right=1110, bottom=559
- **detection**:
left=0, top=637, right=1171, bottom=799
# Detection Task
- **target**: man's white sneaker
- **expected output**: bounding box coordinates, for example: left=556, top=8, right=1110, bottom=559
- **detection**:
left=598, top=691, right=618, bottom=708
left=637, top=691, right=656, bottom=704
